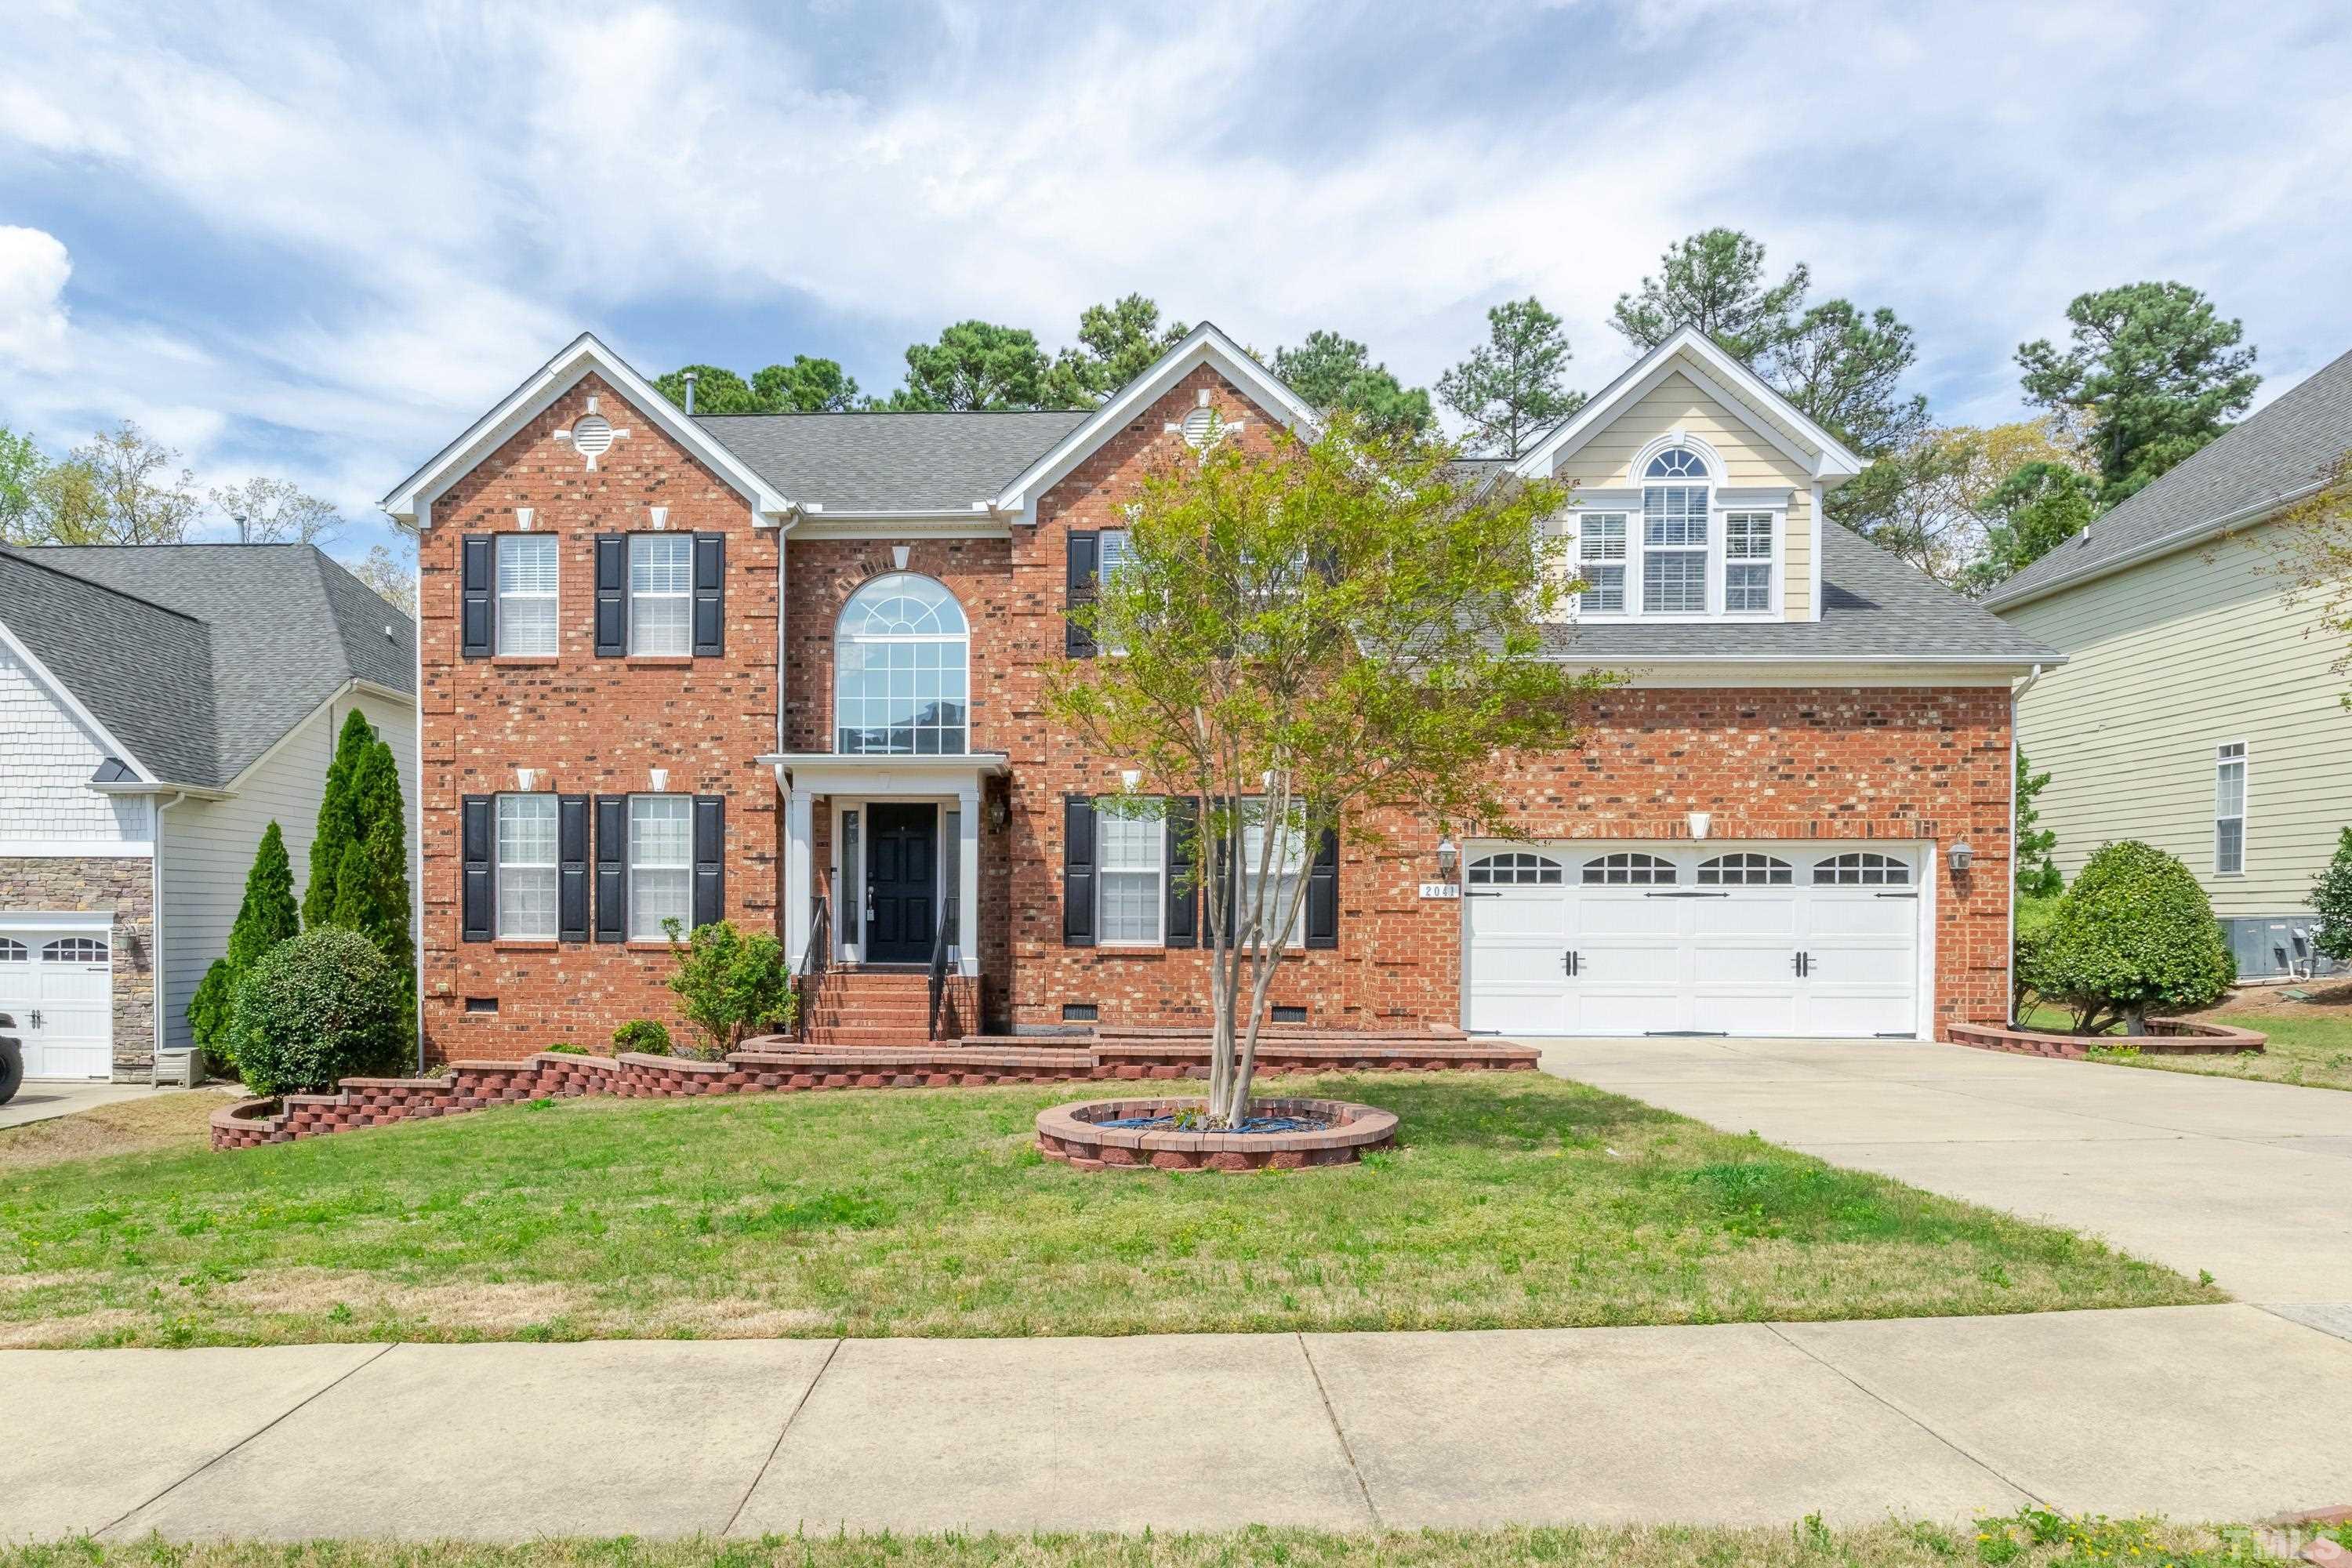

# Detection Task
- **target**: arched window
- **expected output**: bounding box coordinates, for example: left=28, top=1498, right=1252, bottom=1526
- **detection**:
left=0, top=938, right=25, bottom=962
left=1582, top=851, right=1677, bottom=886
left=1642, top=446, right=1710, bottom=614
left=835, top=575, right=969, bottom=756
left=1468, top=851, right=1564, bottom=887
left=1698, top=852, right=1793, bottom=886
left=1813, top=852, right=1911, bottom=887
left=42, top=937, right=109, bottom=963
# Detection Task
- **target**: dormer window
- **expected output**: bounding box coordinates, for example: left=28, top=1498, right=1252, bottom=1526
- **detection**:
left=1642, top=448, right=1710, bottom=615
left=1560, top=439, right=1781, bottom=621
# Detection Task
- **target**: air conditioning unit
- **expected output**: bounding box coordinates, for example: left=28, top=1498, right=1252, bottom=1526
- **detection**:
left=154, top=1048, right=206, bottom=1088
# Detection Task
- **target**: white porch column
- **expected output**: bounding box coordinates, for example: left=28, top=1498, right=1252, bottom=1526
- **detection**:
left=785, top=782, right=815, bottom=967
left=956, top=782, right=982, bottom=977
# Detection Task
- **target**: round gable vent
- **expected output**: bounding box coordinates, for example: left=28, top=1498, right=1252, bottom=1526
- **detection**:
left=1181, top=406, right=1218, bottom=448
left=570, top=414, right=615, bottom=459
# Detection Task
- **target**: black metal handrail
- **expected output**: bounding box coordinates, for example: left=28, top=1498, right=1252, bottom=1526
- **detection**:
left=795, top=899, right=830, bottom=1039
left=925, top=906, right=953, bottom=1040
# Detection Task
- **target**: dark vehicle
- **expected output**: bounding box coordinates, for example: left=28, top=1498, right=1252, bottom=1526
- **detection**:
left=0, top=1011, right=20, bottom=1105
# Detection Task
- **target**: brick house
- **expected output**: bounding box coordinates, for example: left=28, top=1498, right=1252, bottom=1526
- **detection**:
left=381, top=325, right=2056, bottom=1061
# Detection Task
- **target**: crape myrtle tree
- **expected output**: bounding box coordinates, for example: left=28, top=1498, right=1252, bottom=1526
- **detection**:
left=1044, top=412, right=1613, bottom=1127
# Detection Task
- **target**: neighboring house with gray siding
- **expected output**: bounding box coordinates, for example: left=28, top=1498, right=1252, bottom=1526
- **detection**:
left=1987, top=348, right=2352, bottom=979
left=0, top=544, right=417, bottom=1081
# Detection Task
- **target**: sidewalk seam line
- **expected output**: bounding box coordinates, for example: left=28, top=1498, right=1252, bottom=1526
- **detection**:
left=1762, top=1323, right=2051, bottom=1508
left=723, top=1337, right=843, bottom=1537
left=94, top=1339, right=399, bottom=1539
left=1297, top=1332, right=1381, bottom=1530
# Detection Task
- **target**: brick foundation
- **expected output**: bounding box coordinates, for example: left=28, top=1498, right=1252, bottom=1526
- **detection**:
left=1947, top=1018, right=2267, bottom=1059
left=0, top=855, right=156, bottom=1082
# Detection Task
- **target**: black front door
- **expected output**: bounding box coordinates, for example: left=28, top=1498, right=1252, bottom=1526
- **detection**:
left=864, top=804, right=937, bottom=963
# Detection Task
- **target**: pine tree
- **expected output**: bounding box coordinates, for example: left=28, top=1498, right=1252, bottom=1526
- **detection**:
left=304, top=710, right=377, bottom=927
left=2016, top=750, right=2063, bottom=899
left=320, top=720, right=416, bottom=1042
left=188, top=819, right=300, bottom=1064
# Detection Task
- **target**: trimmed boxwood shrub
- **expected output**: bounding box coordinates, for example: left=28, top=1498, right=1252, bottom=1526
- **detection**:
left=2024, top=840, right=2234, bottom=1036
left=228, top=927, right=407, bottom=1095
left=612, top=1018, right=673, bottom=1057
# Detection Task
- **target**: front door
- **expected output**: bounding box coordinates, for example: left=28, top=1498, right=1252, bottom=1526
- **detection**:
left=864, top=804, right=937, bottom=963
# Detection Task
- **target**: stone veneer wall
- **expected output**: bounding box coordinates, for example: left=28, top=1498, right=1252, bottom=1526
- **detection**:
left=0, top=855, right=155, bottom=1082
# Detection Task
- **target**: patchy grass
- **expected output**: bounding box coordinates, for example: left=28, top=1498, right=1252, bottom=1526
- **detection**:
left=2, top=1513, right=2325, bottom=1568
left=0, top=1091, right=225, bottom=1173
left=0, top=1073, right=2215, bottom=1348
left=2026, top=982, right=2352, bottom=1092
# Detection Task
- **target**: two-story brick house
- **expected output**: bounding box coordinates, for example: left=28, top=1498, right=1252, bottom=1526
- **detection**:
left=382, top=324, right=2056, bottom=1062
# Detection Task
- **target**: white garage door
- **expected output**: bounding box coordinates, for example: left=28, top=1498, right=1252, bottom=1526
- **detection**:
left=1462, top=844, right=1922, bottom=1039
left=0, top=927, right=115, bottom=1080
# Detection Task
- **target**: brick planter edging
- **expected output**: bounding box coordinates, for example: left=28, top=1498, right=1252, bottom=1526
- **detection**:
left=1949, top=1017, right=2267, bottom=1061
left=209, top=1037, right=1536, bottom=1150
left=1036, top=1096, right=1398, bottom=1173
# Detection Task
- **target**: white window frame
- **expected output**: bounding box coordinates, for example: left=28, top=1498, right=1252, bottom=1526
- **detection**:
left=1723, top=511, right=1776, bottom=615
left=1575, top=512, right=1628, bottom=615
left=495, top=793, right=559, bottom=939
left=1569, top=441, right=1787, bottom=622
left=628, top=794, right=695, bottom=940
left=1095, top=801, right=1165, bottom=948
left=1240, top=799, right=1310, bottom=950
left=495, top=534, right=560, bottom=656
left=1640, top=477, right=1711, bottom=616
left=628, top=534, right=695, bottom=656
left=2214, top=741, right=2248, bottom=877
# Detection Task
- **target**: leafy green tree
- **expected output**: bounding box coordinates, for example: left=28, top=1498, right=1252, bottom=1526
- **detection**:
left=2310, top=827, right=2352, bottom=964
left=1436, top=297, right=1585, bottom=458
left=34, top=422, right=200, bottom=545
left=1964, top=462, right=2100, bottom=593
left=1830, top=429, right=1982, bottom=585
left=0, top=426, right=46, bottom=544
left=1271, top=330, right=1433, bottom=437
left=1044, top=411, right=1613, bottom=1126
left=2014, top=750, right=2063, bottom=899
left=2023, top=840, right=2234, bottom=1035
left=2016, top=281, right=2259, bottom=505
left=1610, top=227, right=1809, bottom=361
left=653, top=358, right=863, bottom=414
left=880, top=321, right=1054, bottom=411
left=1045, top=294, right=1189, bottom=407
left=209, top=476, right=343, bottom=545
left=187, top=820, right=301, bottom=1068
left=2263, top=446, right=2352, bottom=706
left=1769, top=300, right=1930, bottom=459
left=664, top=918, right=795, bottom=1051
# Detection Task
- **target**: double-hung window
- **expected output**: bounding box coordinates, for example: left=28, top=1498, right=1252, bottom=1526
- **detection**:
left=629, top=795, right=694, bottom=938
left=495, top=793, right=558, bottom=938
left=495, top=535, right=559, bottom=655
left=1577, top=513, right=1627, bottom=614
left=629, top=535, right=694, bottom=655
left=2214, top=742, right=2247, bottom=875
left=1724, top=513, right=1773, bottom=613
left=1641, top=449, right=1709, bottom=614
left=1097, top=807, right=1163, bottom=946
left=1240, top=804, right=1309, bottom=949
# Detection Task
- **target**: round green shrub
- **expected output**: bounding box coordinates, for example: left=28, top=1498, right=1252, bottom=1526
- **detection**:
left=612, top=1018, right=673, bottom=1057
left=2311, top=826, right=2352, bottom=963
left=2024, top=840, right=2234, bottom=1035
left=228, top=927, right=407, bottom=1095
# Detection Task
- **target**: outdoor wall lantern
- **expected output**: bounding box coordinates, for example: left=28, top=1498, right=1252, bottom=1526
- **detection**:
left=1948, top=840, right=1975, bottom=875
left=1436, top=836, right=1458, bottom=877
left=1687, top=811, right=1712, bottom=840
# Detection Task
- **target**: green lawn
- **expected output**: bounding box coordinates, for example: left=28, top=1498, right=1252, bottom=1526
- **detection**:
left=0, top=1072, right=2212, bottom=1349
left=2025, top=984, right=2352, bottom=1092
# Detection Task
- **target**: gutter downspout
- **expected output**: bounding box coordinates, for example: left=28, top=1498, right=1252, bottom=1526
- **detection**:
left=2007, top=663, right=2045, bottom=1025
left=151, top=791, right=187, bottom=1083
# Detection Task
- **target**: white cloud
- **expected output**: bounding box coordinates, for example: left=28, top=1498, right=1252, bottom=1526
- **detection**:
left=0, top=226, right=72, bottom=372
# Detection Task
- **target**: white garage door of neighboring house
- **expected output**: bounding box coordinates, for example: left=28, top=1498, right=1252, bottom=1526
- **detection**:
left=1463, top=844, right=1923, bottom=1039
left=0, top=927, right=115, bottom=1080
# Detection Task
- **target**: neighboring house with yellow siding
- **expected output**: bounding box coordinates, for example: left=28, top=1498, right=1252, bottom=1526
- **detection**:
left=1987, top=347, right=2352, bottom=979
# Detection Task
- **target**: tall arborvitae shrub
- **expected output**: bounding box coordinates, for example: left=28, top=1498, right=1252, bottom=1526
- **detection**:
left=187, top=820, right=301, bottom=1071
left=311, top=712, right=415, bottom=1044
left=303, top=710, right=376, bottom=928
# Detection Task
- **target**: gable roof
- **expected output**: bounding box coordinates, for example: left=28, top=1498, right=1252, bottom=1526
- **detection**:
left=1511, top=326, right=1867, bottom=485
left=379, top=332, right=794, bottom=528
left=1984, top=347, right=2352, bottom=611
left=0, top=544, right=416, bottom=789
left=702, top=410, right=1087, bottom=513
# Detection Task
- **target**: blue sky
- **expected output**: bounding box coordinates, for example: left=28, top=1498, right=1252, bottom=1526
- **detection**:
left=3, top=0, right=2350, bottom=568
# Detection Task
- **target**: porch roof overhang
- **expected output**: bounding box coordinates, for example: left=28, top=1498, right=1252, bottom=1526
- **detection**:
left=757, top=752, right=1011, bottom=794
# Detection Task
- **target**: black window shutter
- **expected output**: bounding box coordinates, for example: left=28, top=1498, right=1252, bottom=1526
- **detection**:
left=692, top=533, right=725, bottom=656
left=557, top=794, right=590, bottom=942
left=1065, top=530, right=1099, bottom=658
left=692, top=795, right=725, bottom=930
left=593, top=795, right=627, bottom=942
left=1062, top=793, right=1097, bottom=946
left=461, top=795, right=494, bottom=941
left=1305, top=825, right=1340, bottom=949
left=461, top=535, right=495, bottom=658
left=594, top=534, right=627, bottom=657
left=1163, top=797, right=1198, bottom=948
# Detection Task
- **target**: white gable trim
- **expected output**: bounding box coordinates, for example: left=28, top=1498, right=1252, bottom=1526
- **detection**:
left=991, top=322, right=1320, bottom=524
left=0, top=612, right=161, bottom=786
left=1512, top=327, right=1865, bottom=486
left=379, top=332, right=794, bottom=528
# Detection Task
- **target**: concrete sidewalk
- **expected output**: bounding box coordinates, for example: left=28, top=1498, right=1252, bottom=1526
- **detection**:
left=1538, top=1036, right=2352, bottom=1302
left=7, top=1305, right=2350, bottom=1543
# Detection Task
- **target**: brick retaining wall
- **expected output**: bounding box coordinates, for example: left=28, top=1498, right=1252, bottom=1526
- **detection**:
left=1948, top=1018, right=2267, bottom=1060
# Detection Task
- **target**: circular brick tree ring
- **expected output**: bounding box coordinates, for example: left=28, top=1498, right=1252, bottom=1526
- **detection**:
left=1036, top=1096, right=1397, bottom=1172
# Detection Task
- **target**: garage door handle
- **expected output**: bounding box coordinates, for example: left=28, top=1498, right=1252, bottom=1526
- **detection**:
left=1792, top=953, right=1811, bottom=978
left=1563, top=950, right=1580, bottom=978
left=1875, top=891, right=1918, bottom=899
left=28, top=1010, right=41, bottom=1029
left=1646, top=891, right=1729, bottom=898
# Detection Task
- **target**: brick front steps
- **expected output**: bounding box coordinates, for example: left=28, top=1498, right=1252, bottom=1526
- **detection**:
left=1037, top=1096, right=1398, bottom=1172
left=1949, top=1018, right=2268, bottom=1060
left=209, top=1033, right=1537, bottom=1150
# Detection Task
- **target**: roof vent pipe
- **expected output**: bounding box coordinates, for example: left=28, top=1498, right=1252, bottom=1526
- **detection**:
left=682, top=371, right=697, bottom=416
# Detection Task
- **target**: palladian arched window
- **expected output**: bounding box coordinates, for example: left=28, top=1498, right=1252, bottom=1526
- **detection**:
left=1642, top=446, right=1710, bottom=614
left=835, top=574, right=969, bottom=755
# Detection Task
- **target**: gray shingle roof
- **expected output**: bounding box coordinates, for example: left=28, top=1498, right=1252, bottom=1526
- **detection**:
left=699, top=410, right=1090, bottom=511
left=1539, top=522, right=2060, bottom=665
left=0, top=544, right=416, bottom=789
left=1986, top=347, right=2352, bottom=608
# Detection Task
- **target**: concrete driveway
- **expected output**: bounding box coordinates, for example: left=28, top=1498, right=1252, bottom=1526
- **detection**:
left=1537, top=1036, right=2352, bottom=1303
left=0, top=1080, right=157, bottom=1131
